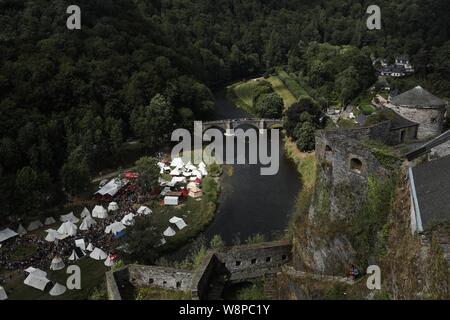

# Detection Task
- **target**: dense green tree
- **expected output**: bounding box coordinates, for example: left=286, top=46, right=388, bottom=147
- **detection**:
left=134, top=156, right=160, bottom=195
left=295, top=122, right=316, bottom=152
left=255, top=93, right=283, bottom=119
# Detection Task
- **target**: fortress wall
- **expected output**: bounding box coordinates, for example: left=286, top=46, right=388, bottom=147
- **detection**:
left=128, top=265, right=193, bottom=291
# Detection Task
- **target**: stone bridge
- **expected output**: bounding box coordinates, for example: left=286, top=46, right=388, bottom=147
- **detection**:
left=196, top=118, right=282, bottom=135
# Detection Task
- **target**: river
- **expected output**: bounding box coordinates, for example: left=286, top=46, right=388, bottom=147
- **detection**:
left=201, top=90, right=301, bottom=244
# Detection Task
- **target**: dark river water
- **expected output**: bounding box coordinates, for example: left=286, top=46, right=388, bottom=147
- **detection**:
left=169, top=89, right=301, bottom=260
left=202, top=90, right=301, bottom=244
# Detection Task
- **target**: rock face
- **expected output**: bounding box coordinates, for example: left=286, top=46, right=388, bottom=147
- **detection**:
left=293, top=127, right=399, bottom=276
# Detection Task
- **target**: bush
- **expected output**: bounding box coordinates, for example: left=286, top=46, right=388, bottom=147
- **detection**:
left=295, top=122, right=315, bottom=152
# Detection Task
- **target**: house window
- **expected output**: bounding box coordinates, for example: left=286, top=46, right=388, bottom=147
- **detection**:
left=148, top=278, right=154, bottom=284
left=400, top=130, right=406, bottom=143
left=266, top=257, right=272, bottom=262
left=235, top=261, right=241, bottom=267
left=325, top=145, right=332, bottom=152
left=251, top=258, right=257, bottom=265
left=176, top=281, right=182, bottom=289
left=281, top=255, right=287, bottom=260
left=350, top=158, right=363, bottom=174
left=162, top=280, right=167, bottom=286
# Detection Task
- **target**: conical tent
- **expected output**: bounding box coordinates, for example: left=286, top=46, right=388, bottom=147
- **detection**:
left=137, top=206, right=152, bottom=215
left=79, top=215, right=96, bottom=231
left=86, top=243, right=94, bottom=251
left=92, top=205, right=108, bottom=219
left=60, top=212, right=79, bottom=223
left=44, top=217, right=56, bottom=225
left=0, top=286, right=7, bottom=300
left=69, top=247, right=85, bottom=261
left=163, top=226, right=176, bottom=237
left=108, top=202, right=119, bottom=212
left=90, top=247, right=107, bottom=260
left=27, top=220, right=43, bottom=231
left=17, top=224, right=27, bottom=236
left=105, top=221, right=126, bottom=235
left=57, top=221, right=77, bottom=237
left=49, top=283, right=67, bottom=296
left=170, top=157, right=184, bottom=167
left=50, top=256, right=65, bottom=271
left=121, top=213, right=135, bottom=226
left=80, top=207, right=91, bottom=218
left=45, top=229, right=66, bottom=242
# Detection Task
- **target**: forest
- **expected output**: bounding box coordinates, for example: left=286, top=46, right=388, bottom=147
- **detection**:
left=0, top=0, right=449, bottom=221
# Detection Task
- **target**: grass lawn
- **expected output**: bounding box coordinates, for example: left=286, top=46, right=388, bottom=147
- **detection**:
left=266, top=75, right=297, bottom=109
left=227, top=79, right=263, bottom=115
left=3, top=258, right=108, bottom=300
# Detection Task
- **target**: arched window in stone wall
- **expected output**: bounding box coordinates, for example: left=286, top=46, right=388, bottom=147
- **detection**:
left=325, top=145, right=333, bottom=152
left=350, top=158, right=363, bottom=174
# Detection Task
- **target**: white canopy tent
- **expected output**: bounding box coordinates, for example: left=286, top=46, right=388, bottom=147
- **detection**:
left=164, top=196, right=179, bottom=206
left=92, top=205, right=108, bottom=219
left=57, top=221, right=77, bottom=237
left=170, top=167, right=181, bottom=176
left=108, top=202, right=119, bottom=212
left=50, top=256, right=65, bottom=271
left=0, top=228, right=18, bottom=243
left=0, top=286, right=7, bottom=300
left=49, top=283, right=67, bottom=296
left=27, top=220, right=43, bottom=231
left=60, top=212, right=79, bottom=223
left=79, top=215, right=97, bottom=231
left=75, top=239, right=86, bottom=251
left=171, top=176, right=186, bottom=184
left=25, top=267, right=47, bottom=278
left=24, top=273, right=50, bottom=291
left=169, top=216, right=188, bottom=230
left=80, top=207, right=91, bottom=218
left=44, top=217, right=56, bottom=225
left=191, top=170, right=202, bottom=179
left=163, top=226, right=176, bottom=237
left=198, top=161, right=206, bottom=169
left=199, top=167, right=208, bottom=176
left=137, top=206, right=152, bottom=216
left=121, top=213, right=135, bottom=226
left=45, top=229, right=67, bottom=242
left=90, top=247, right=107, bottom=260
left=94, top=178, right=127, bottom=198
left=105, top=221, right=126, bottom=235
left=17, top=224, right=27, bottom=236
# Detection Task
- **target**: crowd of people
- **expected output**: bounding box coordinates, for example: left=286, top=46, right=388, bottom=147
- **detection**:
left=0, top=192, right=146, bottom=274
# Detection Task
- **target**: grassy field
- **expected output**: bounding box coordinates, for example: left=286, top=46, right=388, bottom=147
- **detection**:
left=227, top=79, right=265, bottom=115
left=266, top=75, right=297, bottom=109
left=3, top=258, right=108, bottom=300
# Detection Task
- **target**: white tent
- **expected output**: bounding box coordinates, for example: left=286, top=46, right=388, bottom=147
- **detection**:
left=49, top=283, right=67, bottom=296
left=69, top=248, right=85, bottom=261
left=57, top=221, right=77, bottom=237
left=164, top=196, right=179, bottom=206
left=45, top=229, right=67, bottom=242
left=92, top=205, right=108, bottom=219
left=199, top=167, right=208, bottom=176
left=198, top=161, right=206, bottom=169
left=86, top=243, right=94, bottom=252
left=163, top=226, right=176, bottom=237
left=50, top=256, right=65, bottom=271
left=75, top=239, right=86, bottom=251
left=108, top=202, right=119, bottom=212
left=170, top=167, right=181, bottom=176
left=60, top=212, right=79, bottom=223
left=169, top=216, right=188, bottom=230
left=160, top=237, right=167, bottom=245
left=105, top=221, right=126, bottom=235
left=17, top=224, right=27, bottom=236
left=90, top=247, right=107, bottom=260
left=191, top=170, right=202, bottom=179
left=25, top=267, right=47, bottom=278
left=170, top=157, right=184, bottom=167
left=160, top=186, right=172, bottom=196
left=121, top=213, right=135, bottom=226
left=0, top=228, right=18, bottom=243
left=24, top=273, right=50, bottom=291
left=44, top=217, right=56, bottom=225
left=79, top=215, right=97, bottom=231
left=0, top=286, right=7, bottom=300
left=104, top=255, right=115, bottom=267
left=171, top=176, right=186, bottom=184
left=187, top=182, right=197, bottom=190
left=27, top=220, right=43, bottom=231
left=94, top=178, right=127, bottom=198
left=80, top=207, right=91, bottom=218
left=137, top=206, right=152, bottom=216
